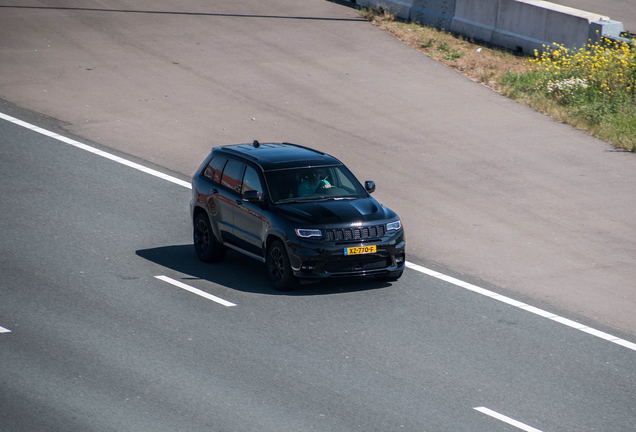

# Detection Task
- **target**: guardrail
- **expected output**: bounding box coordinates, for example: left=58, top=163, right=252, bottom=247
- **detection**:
left=348, top=0, right=629, bottom=52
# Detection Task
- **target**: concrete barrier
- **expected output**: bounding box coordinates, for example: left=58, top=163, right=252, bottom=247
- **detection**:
left=410, top=0, right=456, bottom=30
left=355, top=0, right=414, bottom=20
left=352, top=0, right=625, bottom=53
left=355, top=0, right=454, bottom=26
left=589, top=20, right=629, bottom=45
left=490, top=0, right=609, bottom=53
left=450, top=0, right=498, bottom=44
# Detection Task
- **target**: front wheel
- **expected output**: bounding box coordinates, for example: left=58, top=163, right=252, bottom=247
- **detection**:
left=266, top=240, right=297, bottom=291
left=193, top=213, right=226, bottom=263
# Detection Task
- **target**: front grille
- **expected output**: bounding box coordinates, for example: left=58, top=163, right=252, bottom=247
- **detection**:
left=325, top=225, right=385, bottom=242
left=325, top=257, right=391, bottom=273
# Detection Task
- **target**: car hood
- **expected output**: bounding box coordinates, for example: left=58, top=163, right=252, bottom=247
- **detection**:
left=275, top=198, right=396, bottom=226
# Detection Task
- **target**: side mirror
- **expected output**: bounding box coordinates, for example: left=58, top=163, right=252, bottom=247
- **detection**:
left=365, top=180, right=376, bottom=194
left=243, top=190, right=264, bottom=203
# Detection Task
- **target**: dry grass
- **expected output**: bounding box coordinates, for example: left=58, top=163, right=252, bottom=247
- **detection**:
left=362, top=9, right=528, bottom=92
left=360, top=7, right=636, bottom=152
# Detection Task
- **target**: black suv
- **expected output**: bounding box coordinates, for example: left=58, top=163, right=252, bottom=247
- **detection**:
left=190, top=142, right=405, bottom=290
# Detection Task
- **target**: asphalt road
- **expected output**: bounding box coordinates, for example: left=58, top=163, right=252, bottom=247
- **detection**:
left=1, top=0, right=634, bottom=339
left=1, top=2, right=636, bottom=430
left=2, top=108, right=636, bottom=432
left=554, top=0, right=636, bottom=32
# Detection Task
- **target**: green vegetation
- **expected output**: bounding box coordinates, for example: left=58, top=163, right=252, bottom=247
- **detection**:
left=502, top=39, right=635, bottom=151
left=360, top=6, right=636, bottom=152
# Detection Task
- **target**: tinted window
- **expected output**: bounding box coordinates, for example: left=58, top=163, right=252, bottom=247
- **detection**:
left=242, top=166, right=263, bottom=196
left=203, top=157, right=227, bottom=184
left=221, top=160, right=245, bottom=194
left=334, top=168, right=356, bottom=191
left=264, top=165, right=366, bottom=203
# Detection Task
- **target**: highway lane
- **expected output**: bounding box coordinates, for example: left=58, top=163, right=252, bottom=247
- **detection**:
left=553, top=0, right=636, bottom=32
left=2, top=116, right=636, bottom=431
left=1, top=0, right=635, bottom=340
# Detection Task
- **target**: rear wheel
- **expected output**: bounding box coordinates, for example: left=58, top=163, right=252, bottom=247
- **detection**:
left=267, top=240, right=296, bottom=291
left=193, top=213, right=226, bottom=263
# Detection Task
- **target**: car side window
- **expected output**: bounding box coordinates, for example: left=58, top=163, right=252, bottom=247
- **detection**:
left=203, top=157, right=227, bottom=184
left=221, top=159, right=245, bottom=194
left=242, top=166, right=263, bottom=196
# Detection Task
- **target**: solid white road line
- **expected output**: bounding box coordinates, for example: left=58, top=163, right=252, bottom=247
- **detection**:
left=0, top=112, right=192, bottom=189
left=155, top=276, right=236, bottom=307
left=474, top=407, right=544, bottom=432
left=406, top=262, right=636, bottom=352
left=2, top=112, right=635, bottom=352
left=0, top=325, right=12, bottom=333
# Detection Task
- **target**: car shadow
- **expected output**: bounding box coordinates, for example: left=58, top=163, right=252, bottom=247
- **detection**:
left=135, top=244, right=394, bottom=296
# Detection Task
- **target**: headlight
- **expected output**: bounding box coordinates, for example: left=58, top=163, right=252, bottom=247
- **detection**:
left=386, top=219, right=401, bottom=231
left=295, top=228, right=322, bottom=238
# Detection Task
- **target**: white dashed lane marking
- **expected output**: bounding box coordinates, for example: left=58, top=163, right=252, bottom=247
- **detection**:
left=0, top=325, right=11, bottom=333
left=156, top=276, right=236, bottom=307
left=474, top=407, right=544, bottom=432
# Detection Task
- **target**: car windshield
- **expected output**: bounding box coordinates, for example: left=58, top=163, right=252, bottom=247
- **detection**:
left=264, top=165, right=367, bottom=204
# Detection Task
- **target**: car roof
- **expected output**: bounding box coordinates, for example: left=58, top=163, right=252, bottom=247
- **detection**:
left=212, top=142, right=342, bottom=171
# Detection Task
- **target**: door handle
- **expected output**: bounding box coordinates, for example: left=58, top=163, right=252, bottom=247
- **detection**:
left=235, top=199, right=242, bottom=206
left=211, top=188, right=218, bottom=194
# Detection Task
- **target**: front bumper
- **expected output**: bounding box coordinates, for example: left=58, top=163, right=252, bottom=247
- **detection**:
left=287, top=229, right=406, bottom=280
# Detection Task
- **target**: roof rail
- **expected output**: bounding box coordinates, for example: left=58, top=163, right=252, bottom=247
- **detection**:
left=281, top=142, right=326, bottom=155
left=216, top=146, right=259, bottom=162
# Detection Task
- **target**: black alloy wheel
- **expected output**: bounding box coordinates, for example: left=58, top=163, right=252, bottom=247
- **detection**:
left=267, top=240, right=296, bottom=291
left=193, top=213, right=226, bottom=263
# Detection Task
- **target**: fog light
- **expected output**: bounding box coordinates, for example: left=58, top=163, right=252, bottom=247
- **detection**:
left=395, top=241, right=405, bottom=249
left=301, top=262, right=317, bottom=273
left=395, top=255, right=405, bottom=264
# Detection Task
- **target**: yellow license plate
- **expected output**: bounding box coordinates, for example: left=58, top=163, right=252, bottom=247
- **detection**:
left=344, top=245, right=376, bottom=256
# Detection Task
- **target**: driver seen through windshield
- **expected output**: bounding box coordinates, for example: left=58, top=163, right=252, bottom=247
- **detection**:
left=264, top=165, right=366, bottom=203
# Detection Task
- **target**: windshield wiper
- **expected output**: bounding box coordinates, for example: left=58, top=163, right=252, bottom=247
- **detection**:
left=276, top=197, right=355, bottom=204
left=277, top=199, right=309, bottom=205
left=310, top=196, right=356, bottom=202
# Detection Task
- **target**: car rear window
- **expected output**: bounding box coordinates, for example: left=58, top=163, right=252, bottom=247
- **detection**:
left=203, top=157, right=227, bottom=184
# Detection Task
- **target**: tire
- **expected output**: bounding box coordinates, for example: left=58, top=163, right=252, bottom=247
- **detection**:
left=375, top=270, right=403, bottom=282
left=267, top=240, right=296, bottom=291
left=193, top=213, right=226, bottom=263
